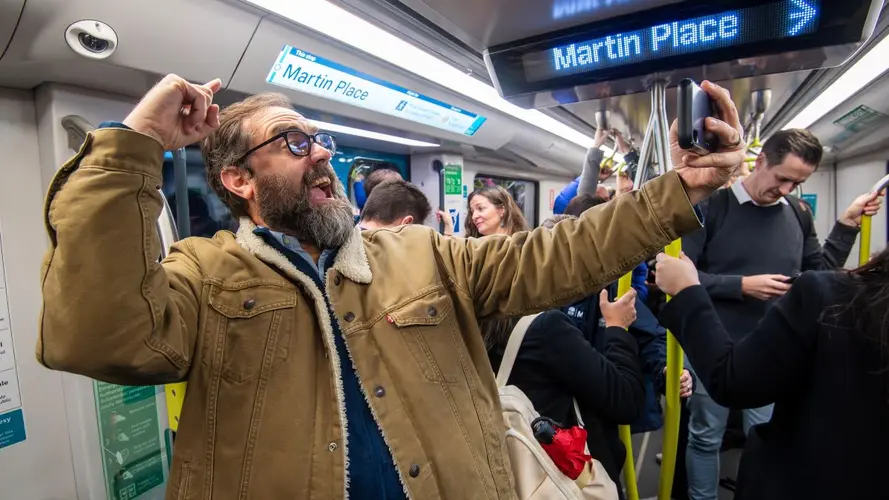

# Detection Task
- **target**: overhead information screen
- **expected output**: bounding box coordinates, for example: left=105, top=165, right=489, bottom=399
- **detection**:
left=532, top=1, right=818, bottom=82
left=485, top=0, right=880, bottom=103
left=268, top=46, right=487, bottom=137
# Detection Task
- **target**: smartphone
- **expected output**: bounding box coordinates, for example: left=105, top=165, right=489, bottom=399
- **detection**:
left=784, top=272, right=802, bottom=284
left=677, top=78, right=720, bottom=154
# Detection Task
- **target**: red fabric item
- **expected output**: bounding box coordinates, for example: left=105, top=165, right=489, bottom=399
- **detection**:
left=540, top=426, right=592, bottom=480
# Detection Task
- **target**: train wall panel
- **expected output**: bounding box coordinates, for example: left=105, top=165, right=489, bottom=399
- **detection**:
left=0, top=87, right=79, bottom=499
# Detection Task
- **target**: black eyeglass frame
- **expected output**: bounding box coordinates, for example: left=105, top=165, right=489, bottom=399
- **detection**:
left=235, top=128, right=337, bottom=165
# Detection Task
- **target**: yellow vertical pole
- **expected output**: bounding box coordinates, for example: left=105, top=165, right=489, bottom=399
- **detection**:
left=616, top=272, right=640, bottom=500
left=165, top=382, right=187, bottom=432
left=658, top=238, right=684, bottom=500
left=859, top=215, right=872, bottom=266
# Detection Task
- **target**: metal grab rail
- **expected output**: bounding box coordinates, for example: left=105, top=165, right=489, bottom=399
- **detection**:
left=164, top=147, right=190, bottom=434
left=858, top=173, right=889, bottom=266
left=616, top=79, right=683, bottom=500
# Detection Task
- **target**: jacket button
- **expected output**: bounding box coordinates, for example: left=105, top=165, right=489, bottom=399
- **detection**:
left=334, top=275, right=342, bottom=286
left=344, top=312, right=355, bottom=322
left=374, top=386, right=385, bottom=398
left=427, top=306, right=437, bottom=317
left=243, top=299, right=256, bottom=310
left=328, top=442, right=337, bottom=452
left=409, top=464, right=420, bottom=478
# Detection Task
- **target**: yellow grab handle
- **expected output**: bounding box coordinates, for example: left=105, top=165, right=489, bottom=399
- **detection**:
left=859, top=215, right=872, bottom=266
left=616, top=272, right=640, bottom=500
left=165, top=382, right=187, bottom=432
left=658, top=238, right=685, bottom=500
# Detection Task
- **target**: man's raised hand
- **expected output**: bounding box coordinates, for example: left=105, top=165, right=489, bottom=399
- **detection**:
left=123, top=74, right=222, bottom=151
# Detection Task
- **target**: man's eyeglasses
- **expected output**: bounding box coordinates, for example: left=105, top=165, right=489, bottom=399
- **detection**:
left=236, top=129, right=337, bottom=165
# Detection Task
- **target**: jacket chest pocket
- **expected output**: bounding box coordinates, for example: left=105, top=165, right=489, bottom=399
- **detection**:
left=208, top=283, right=297, bottom=384
left=386, top=288, right=462, bottom=384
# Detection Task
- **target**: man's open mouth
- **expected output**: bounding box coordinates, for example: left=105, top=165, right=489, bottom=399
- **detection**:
left=309, top=177, right=334, bottom=202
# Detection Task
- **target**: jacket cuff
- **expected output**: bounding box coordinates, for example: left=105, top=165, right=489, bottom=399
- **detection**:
left=640, top=171, right=704, bottom=241
left=659, top=284, right=709, bottom=334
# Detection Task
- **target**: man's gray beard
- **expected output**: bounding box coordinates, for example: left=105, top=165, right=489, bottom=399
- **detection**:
left=255, top=168, right=355, bottom=250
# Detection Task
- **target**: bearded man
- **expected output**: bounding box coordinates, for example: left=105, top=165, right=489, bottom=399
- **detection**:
left=38, top=75, right=747, bottom=499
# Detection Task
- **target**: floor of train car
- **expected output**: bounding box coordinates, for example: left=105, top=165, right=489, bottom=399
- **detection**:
left=628, top=428, right=741, bottom=500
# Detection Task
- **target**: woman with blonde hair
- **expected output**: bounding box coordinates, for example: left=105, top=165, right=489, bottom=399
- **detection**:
left=465, top=185, right=528, bottom=237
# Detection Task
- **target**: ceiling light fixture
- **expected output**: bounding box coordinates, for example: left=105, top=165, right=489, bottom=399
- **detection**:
left=244, top=0, right=623, bottom=161
left=313, top=120, right=441, bottom=148
left=783, top=34, right=889, bottom=130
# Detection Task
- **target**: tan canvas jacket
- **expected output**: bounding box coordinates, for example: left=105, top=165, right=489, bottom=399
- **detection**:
left=38, top=128, right=702, bottom=499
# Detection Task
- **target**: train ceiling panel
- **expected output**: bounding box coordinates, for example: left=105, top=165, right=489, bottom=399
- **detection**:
left=338, top=0, right=885, bottom=154
left=0, top=0, right=25, bottom=60
left=809, top=71, right=889, bottom=161
left=394, top=0, right=682, bottom=51
left=0, top=0, right=263, bottom=91
left=230, top=14, right=586, bottom=176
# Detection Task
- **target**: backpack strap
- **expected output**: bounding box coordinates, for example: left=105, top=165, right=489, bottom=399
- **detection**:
left=785, top=194, right=814, bottom=240
left=496, top=314, right=542, bottom=388
left=496, top=313, right=588, bottom=429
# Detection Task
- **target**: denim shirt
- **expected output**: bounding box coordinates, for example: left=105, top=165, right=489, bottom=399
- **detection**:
left=260, top=228, right=405, bottom=499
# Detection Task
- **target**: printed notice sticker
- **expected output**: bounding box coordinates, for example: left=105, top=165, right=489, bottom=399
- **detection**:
left=0, top=220, right=26, bottom=450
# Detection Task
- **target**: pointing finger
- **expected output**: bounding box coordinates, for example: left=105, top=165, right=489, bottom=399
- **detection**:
left=202, top=78, right=223, bottom=95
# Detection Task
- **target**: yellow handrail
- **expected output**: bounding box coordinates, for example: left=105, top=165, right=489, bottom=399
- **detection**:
left=616, top=272, right=640, bottom=500
left=165, top=382, right=187, bottom=432
left=858, top=173, right=889, bottom=266
left=859, top=215, right=872, bottom=266
left=658, top=238, right=684, bottom=500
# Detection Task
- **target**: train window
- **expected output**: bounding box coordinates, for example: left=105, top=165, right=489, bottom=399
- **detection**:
left=333, top=146, right=411, bottom=211
left=473, top=175, right=539, bottom=227
left=161, top=148, right=238, bottom=238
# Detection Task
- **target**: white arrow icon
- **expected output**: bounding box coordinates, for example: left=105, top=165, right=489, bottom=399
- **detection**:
left=788, top=0, right=817, bottom=36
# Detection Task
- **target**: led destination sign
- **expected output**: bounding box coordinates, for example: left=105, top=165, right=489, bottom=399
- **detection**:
left=483, top=0, right=881, bottom=103
left=268, top=46, right=487, bottom=137
left=527, top=0, right=820, bottom=82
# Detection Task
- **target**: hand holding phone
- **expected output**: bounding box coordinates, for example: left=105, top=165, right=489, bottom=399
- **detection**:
left=678, top=78, right=720, bottom=154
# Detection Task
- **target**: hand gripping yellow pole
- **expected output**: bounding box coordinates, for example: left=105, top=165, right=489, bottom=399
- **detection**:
left=658, top=238, right=684, bottom=500
left=616, top=272, right=640, bottom=500
left=859, top=214, right=872, bottom=266
left=858, top=173, right=889, bottom=266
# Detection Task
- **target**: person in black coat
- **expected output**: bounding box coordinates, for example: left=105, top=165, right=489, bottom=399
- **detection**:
left=488, top=290, right=645, bottom=496
left=653, top=249, right=889, bottom=500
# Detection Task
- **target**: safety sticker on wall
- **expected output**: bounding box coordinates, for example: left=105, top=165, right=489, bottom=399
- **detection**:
left=0, top=220, right=27, bottom=450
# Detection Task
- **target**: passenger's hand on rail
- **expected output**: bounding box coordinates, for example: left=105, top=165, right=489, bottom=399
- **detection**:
left=599, top=289, right=637, bottom=330
left=123, top=74, right=222, bottom=151
left=593, top=127, right=609, bottom=148
left=666, top=367, right=694, bottom=398
left=679, top=369, right=693, bottom=398
left=436, top=210, right=455, bottom=236
left=670, top=80, right=746, bottom=205
left=740, top=274, right=791, bottom=301
left=613, top=129, right=631, bottom=154
left=839, top=191, right=884, bottom=227
left=654, top=252, right=700, bottom=296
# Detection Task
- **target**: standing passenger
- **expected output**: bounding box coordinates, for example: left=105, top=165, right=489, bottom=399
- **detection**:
left=681, top=128, right=883, bottom=500
left=464, top=185, right=528, bottom=237
left=357, top=179, right=431, bottom=230
left=38, top=75, right=747, bottom=499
